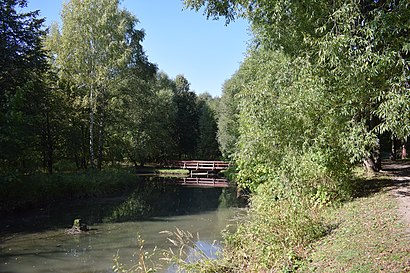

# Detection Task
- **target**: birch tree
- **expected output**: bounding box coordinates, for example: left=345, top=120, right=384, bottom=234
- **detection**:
left=57, top=0, right=140, bottom=169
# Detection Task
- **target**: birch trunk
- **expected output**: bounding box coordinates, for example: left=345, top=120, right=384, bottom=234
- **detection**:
left=97, top=102, right=105, bottom=170
left=89, top=85, right=95, bottom=169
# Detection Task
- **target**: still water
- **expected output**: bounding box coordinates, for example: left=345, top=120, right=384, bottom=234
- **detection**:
left=0, top=194, right=241, bottom=273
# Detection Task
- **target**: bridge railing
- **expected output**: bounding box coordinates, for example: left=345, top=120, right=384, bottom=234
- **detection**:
left=176, top=177, right=229, bottom=188
left=166, top=160, right=231, bottom=170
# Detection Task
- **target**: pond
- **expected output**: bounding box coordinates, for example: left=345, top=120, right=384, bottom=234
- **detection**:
left=0, top=184, right=243, bottom=273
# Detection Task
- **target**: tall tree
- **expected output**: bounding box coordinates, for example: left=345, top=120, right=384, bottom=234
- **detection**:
left=0, top=0, right=49, bottom=173
left=186, top=0, right=410, bottom=182
left=217, top=76, right=241, bottom=158
left=173, top=75, right=199, bottom=159
left=57, top=0, right=144, bottom=169
left=196, top=93, right=220, bottom=160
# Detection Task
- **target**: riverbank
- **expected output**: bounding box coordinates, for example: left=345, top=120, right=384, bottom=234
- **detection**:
left=0, top=169, right=241, bottom=222
left=301, top=161, right=410, bottom=272
left=0, top=169, right=139, bottom=216
left=165, top=161, right=410, bottom=272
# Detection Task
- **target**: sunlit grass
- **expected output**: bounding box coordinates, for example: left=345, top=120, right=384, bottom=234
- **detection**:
left=301, top=183, right=410, bottom=272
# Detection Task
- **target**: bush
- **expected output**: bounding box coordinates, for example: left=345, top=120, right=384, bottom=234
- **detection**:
left=220, top=192, right=326, bottom=272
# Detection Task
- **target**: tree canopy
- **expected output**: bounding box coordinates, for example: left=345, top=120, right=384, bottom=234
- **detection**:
left=186, top=0, right=410, bottom=191
left=0, top=0, right=50, bottom=172
left=1, top=0, right=222, bottom=174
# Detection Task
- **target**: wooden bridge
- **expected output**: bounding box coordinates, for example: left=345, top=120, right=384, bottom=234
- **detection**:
left=166, top=160, right=230, bottom=171
left=164, top=160, right=231, bottom=188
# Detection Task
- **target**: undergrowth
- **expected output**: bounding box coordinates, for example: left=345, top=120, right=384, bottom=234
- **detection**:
left=162, top=167, right=409, bottom=272
left=0, top=169, right=139, bottom=215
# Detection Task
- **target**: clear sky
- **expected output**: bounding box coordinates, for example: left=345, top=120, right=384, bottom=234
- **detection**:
left=23, top=0, right=251, bottom=97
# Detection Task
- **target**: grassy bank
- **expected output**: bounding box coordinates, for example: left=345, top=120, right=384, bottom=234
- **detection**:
left=302, top=190, right=409, bottom=272
left=160, top=169, right=409, bottom=272
left=0, top=169, right=140, bottom=215
left=0, top=169, right=240, bottom=222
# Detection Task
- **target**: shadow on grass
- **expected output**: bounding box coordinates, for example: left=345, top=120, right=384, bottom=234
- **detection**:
left=353, top=159, right=410, bottom=199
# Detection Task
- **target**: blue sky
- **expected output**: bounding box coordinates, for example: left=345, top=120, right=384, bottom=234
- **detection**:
left=23, top=0, right=251, bottom=97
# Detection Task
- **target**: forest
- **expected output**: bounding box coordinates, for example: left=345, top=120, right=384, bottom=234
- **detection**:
left=1, top=0, right=221, bottom=175
left=1, top=0, right=410, bottom=272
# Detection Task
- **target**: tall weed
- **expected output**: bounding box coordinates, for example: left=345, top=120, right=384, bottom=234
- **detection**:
left=221, top=193, right=326, bottom=272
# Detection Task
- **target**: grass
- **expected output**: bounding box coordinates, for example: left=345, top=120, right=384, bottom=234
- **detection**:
left=300, top=177, right=410, bottom=272
left=153, top=167, right=410, bottom=272
left=155, top=169, right=189, bottom=175
left=0, top=169, right=140, bottom=215
left=133, top=166, right=190, bottom=176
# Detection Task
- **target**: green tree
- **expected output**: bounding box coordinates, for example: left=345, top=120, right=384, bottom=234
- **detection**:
left=196, top=93, right=220, bottom=160
left=56, top=0, right=148, bottom=169
left=186, top=0, right=410, bottom=178
left=217, top=76, right=242, bottom=158
left=0, top=0, right=50, bottom=173
left=45, top=24, right=90, bottom=171
left=173, top=75, right=199, bottom=159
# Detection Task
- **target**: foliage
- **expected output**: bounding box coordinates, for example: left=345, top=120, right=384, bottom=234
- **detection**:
left=0, top=0, right=47, bottom=89
left=173, top=75, right=200, bottom=159
left=183, top=0, right=410, bottom=271
left=186, top=0, right=410, bottom=176
left=57, top=0, right=148, bottom=169
left=196, top=93, right=221, bottom=160
left=222, top=195, right=326, bottom=272
left=217, top=77, right=241, bottom=158
left=0, top=0, right=51, bottom=173
left=184, top=0, right=410, bottom=209
left=231, top=48, right=354, bottom=195
left=1, top=0, right=223, bottom=174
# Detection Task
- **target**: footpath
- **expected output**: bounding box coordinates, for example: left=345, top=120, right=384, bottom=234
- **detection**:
left=303, top=160, right=410, bottom=272
left=383, top=160, right=410, bottom=236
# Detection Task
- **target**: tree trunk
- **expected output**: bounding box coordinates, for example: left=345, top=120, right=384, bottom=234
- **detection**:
left=45, top=110, right=53, bottom=174
left=97, top=107, right=105, bottom=171
left=81, top=125, right=88, bottom=169
left=41, top=109, right=53, bottom=174
left=363, top=136, right=381, bottom=172
left=96, top=93, right=107, bottom=171
left=128, top=152, right=138, bottom=173
left=89, top=86, right=95, bottom=169
left=363, top=157, right=378, bottom=173
left=390, top=136, right=397, bottom=160
left=374, top=136, right=381, bottom=171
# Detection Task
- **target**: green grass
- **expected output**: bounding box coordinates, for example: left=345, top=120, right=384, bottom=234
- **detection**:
left=133, top=166, right=190, bottom=176
left=300, top=183, right=410, bottom=272
left=155, top=169, right=189, bottom=175
left=0, top=169, right=140, bottom=215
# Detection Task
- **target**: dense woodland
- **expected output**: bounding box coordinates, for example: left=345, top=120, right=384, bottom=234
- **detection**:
left=1, top=0, right=410, bottom=271
left=1, top=0, right=221, bottom=175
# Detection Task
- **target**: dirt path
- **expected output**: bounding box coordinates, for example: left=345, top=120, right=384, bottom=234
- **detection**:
left=382, top=160, right=410, bottom=234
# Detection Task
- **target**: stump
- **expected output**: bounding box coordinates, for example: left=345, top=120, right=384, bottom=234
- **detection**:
left=65, top=218, right=89, bottom=235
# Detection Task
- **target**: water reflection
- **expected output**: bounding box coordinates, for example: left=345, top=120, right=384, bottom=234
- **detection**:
left=0, top=178, right=242, bottom=273
left=165, top=241, right=221, bottom=273
left=1, top=178, right=228, bottom=236
left=0, top=209, right=239, bottom=273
